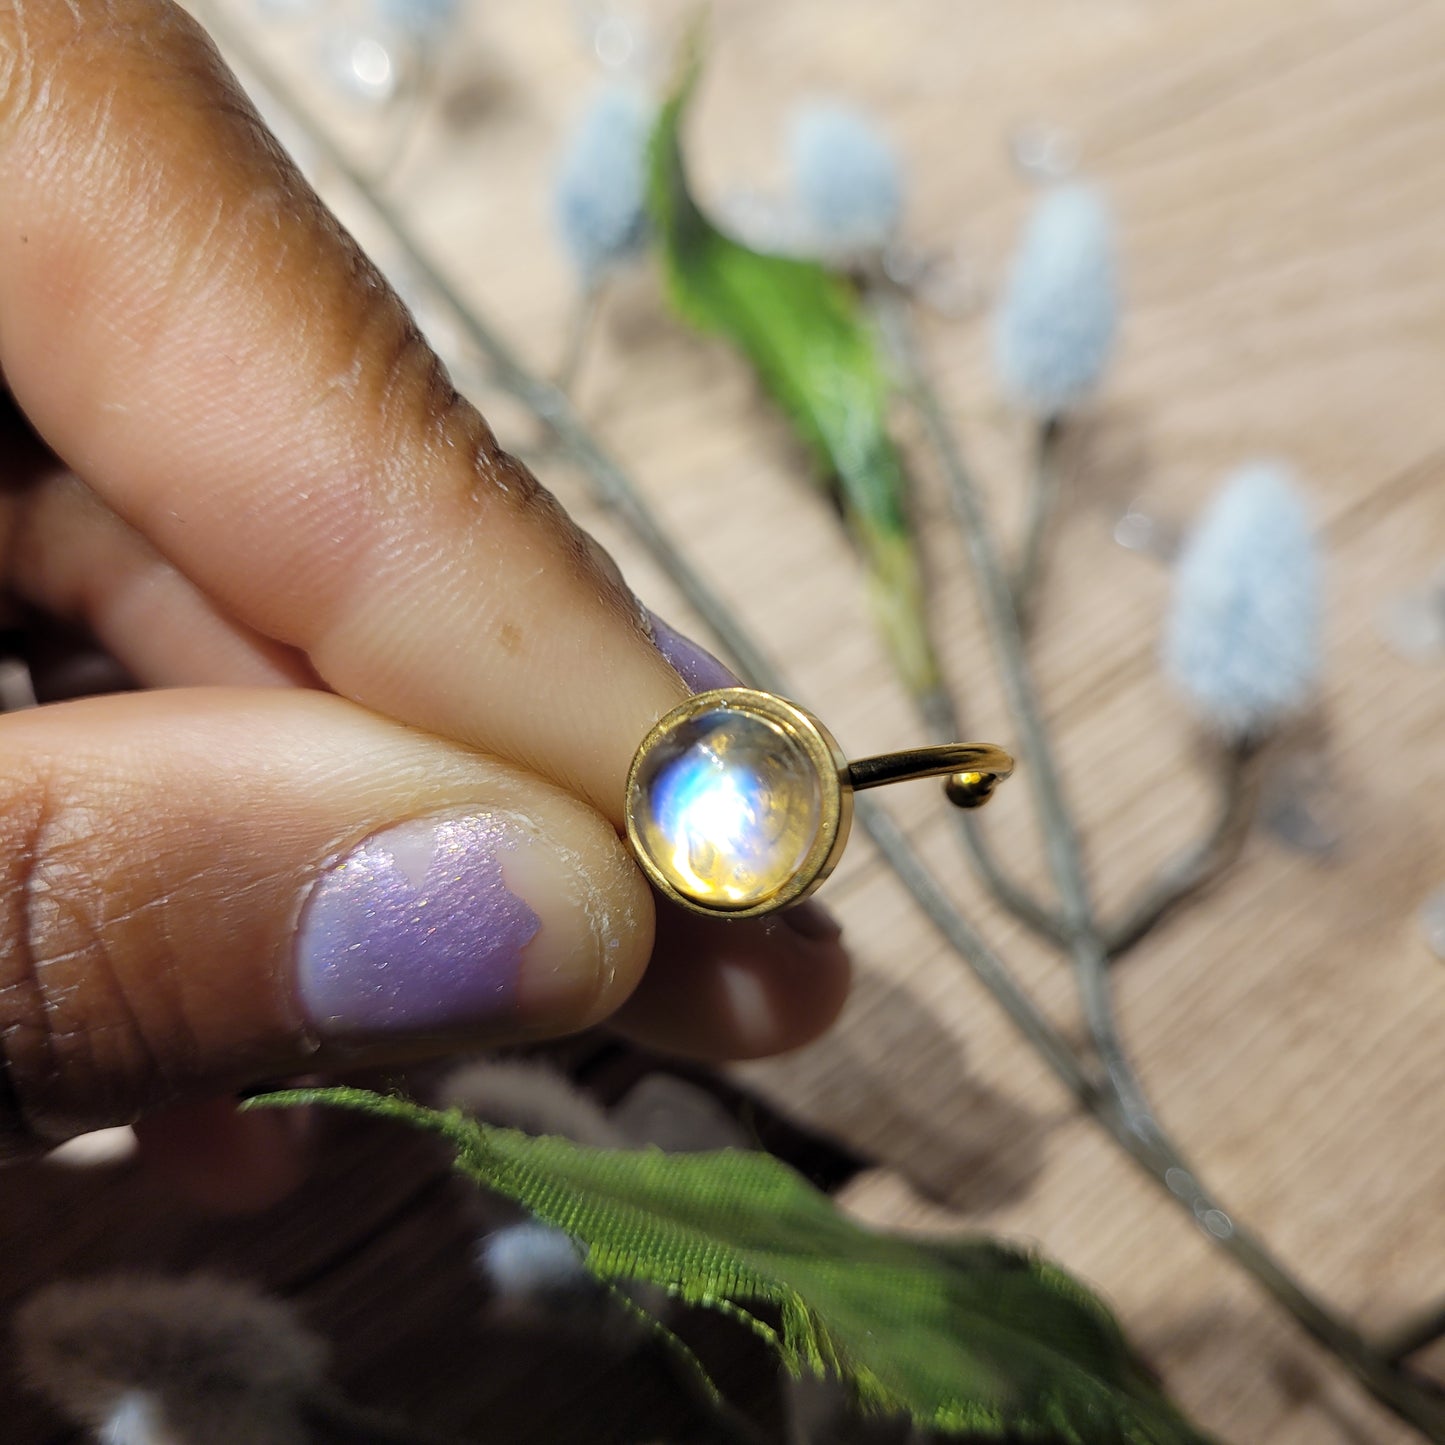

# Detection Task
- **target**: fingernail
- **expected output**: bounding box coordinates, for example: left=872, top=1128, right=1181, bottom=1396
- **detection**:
left=778, top=898, right=844, bottom=943
left=645, top=609, right=741, bottom=693
left=296, top=812, right=587, bottom=1038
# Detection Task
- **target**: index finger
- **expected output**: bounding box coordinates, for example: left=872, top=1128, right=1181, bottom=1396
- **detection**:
left=0, top=0, right=682, bottom=818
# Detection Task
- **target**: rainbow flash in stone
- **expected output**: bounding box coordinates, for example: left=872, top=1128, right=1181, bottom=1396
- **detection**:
left=626, top=690, right=849, bottom=916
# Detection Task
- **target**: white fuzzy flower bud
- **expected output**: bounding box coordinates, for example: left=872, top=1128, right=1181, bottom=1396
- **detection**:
left=788, top=103, right=904, bottom=255
left=477, top=1222, right=592, bottom=1302
left=994, top=183, right=1117, bottom=417
left=17, top=1274, right=325, bottom=1445
left=553, top=86, right=655, bottom=285
left=1163, top=464, right=1321, bottom=739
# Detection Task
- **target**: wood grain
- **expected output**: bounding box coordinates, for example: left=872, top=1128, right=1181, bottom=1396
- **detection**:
left=7, top=2, right=1445, bottom=1441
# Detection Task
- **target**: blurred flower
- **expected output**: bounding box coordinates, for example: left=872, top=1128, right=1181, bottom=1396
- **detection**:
left=788, top=102, right=905, bottom=255
left=994, top=183, right=1117, bottom=417
left=372, top=0, right=460, bottom=45
left=439, top=1057, right=626, bottom=1147
left=1163, top=463, right=1321, bottom=739
left=476, top=1222, right=593, bottom=1303
left=17, top=1274, right=325, bottom=1445
left=553, top=85, right=655, bottom=285
left=317, top=26, right=401, bottom=106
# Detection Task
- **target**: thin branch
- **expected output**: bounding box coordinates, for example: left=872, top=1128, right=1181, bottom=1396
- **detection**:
left=856, top=797, right=1103, bottom=1103
left=1010, top=415, right=1064, bottom=633
left=916, top=684, right=1072, bottom=950
left=1105, top=739, right=1261, bottom=960
left=875, top=291, right=1142, bottom=1109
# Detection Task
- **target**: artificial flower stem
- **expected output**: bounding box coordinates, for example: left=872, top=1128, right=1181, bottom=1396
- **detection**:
left=1104, top=739, right=1262, bottom=960
left=1010, top=415, right=1065, bottom=634
left=878, top=286, right=1445, bottom=1442
left=208, top=10, right=1096, bottom=1111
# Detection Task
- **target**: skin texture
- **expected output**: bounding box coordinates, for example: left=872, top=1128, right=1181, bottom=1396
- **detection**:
left=0, top=1, right=850, bottom=1191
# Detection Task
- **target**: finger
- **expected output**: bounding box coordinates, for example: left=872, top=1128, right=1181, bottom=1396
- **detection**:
left=0, top=2, right=854, bottom=1064
left=11, top=478, right=847, bottom=1068
left=0, top=687, right=653, bottom=1152
left=0, top=1, right=684, bottom=819
left=132, top=1098, right=312, bottom=1215
left=10, top=470, right=315, bottom=689
left=611, top=903, right=851, bottom=1062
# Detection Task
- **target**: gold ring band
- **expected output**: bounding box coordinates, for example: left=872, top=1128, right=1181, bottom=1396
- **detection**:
left=625, top=687, right=1014, bottom=919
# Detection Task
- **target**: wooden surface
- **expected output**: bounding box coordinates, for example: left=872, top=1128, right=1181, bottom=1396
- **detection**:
left=8, top=2, right=1445, bottom=1441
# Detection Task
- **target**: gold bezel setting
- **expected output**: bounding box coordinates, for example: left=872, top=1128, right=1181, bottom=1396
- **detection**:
left=624, top=687, right=852, bottom=920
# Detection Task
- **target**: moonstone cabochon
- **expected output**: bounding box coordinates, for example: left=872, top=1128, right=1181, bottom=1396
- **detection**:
left=630, top=706, right=826, bottom=909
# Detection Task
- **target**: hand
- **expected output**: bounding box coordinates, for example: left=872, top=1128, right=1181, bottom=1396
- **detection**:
left=0, top=1, right=849, bottom=1197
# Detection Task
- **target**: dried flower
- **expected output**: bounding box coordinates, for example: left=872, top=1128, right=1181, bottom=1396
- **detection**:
left=476, top=1222, right=593, bottom=1302
left=17, top=1274, right=325, bottom=1445
left=553, top=86, right=655, bottom=285
left=788, top=102, right=904, bottom=255
left=994, top=183, right=1117, bottom=417
left=1163, top=463, right=1321, bottom=739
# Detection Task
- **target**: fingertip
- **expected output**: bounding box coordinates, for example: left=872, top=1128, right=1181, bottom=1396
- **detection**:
left=0, top=689, right=661, bottom=1142
left=611, top=903, right=852, bottom=1062
left=297, top=800, right=655, bottom=1047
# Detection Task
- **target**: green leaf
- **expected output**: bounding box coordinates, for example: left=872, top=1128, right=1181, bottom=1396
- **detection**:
left=645, top=52, right=940, bottom=700
left=248, top=1087, right=1215, bottom=1444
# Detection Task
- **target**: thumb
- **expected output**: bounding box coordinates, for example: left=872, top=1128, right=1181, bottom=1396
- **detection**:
left=0, top=687, right=652, bottom=1156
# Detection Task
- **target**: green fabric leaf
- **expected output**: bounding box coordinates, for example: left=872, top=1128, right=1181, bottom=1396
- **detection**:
left=248, top=1087, right=1215, bottom=1444
left=645, top=54, right=940, bottom=700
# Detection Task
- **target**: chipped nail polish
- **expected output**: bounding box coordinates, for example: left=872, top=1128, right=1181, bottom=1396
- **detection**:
left=296, top=812, right=541, bottom=1037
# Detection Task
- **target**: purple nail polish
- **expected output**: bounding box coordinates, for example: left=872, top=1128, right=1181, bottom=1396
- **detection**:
left=646, top=610, right=741, bottom=694
left=296, top=813, right=540, bottom=1037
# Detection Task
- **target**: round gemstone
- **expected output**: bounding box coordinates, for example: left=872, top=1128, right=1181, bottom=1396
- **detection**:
left=630, top=706, right=825, bottom=908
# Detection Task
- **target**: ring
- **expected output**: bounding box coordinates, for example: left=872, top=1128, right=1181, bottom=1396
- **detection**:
left=625, top=687, right=1014, bottom=919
